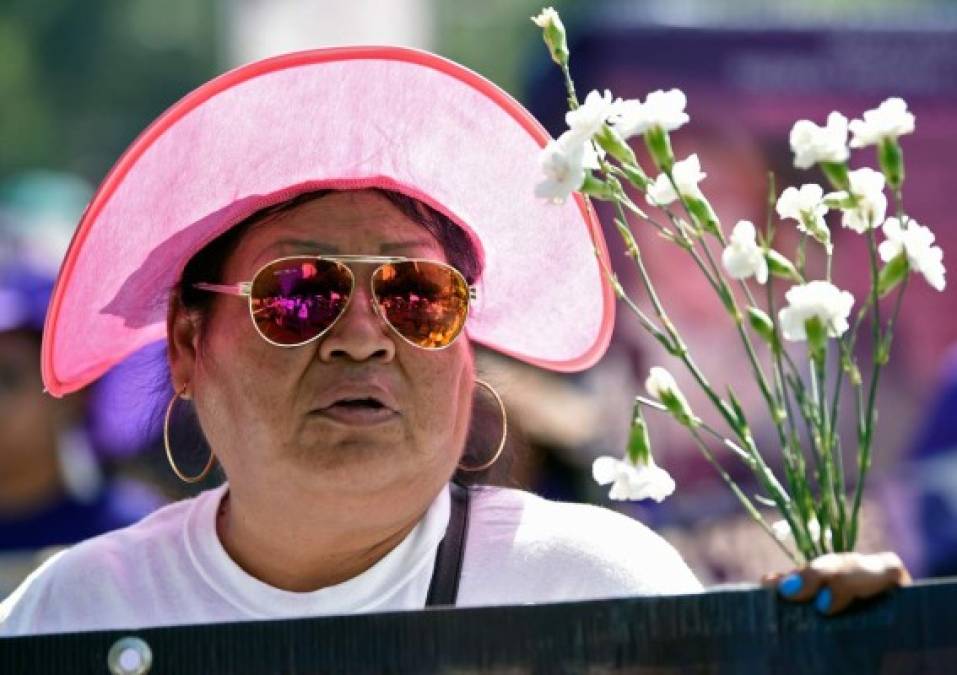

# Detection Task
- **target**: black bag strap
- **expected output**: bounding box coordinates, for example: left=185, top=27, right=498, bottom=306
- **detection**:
left=425, top=481, right=471, bottom=607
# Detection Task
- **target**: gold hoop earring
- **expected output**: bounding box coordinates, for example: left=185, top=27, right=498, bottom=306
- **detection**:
left=458, top=378, right=507, bottom=472
left=164, top=383, right=216, bottom=484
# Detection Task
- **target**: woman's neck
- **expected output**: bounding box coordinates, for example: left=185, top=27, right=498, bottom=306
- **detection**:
left=215, top=483, right=429, bottom=592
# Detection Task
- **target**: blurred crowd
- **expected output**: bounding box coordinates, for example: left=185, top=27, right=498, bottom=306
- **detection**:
left=2, top=1, right=957, bottom=597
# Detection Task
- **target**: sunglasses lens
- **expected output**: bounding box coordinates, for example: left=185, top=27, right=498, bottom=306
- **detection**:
left=250, top=258, right=352, bottom=345
left=373, top=261, right=469, bottom=349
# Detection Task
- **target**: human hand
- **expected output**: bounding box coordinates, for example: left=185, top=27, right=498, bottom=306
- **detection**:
left=763, top=552, right=912, bottom=616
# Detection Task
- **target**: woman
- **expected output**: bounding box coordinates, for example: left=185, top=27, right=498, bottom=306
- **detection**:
left=1, top=47, right=906, bottom=635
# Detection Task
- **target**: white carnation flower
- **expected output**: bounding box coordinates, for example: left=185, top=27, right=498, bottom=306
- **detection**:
left=531, top=6, right=561, bottom=29
left=778, top=281, right=855, bottom=342
left=826, top=167, right=887, bottom=234
left=582, top=139, right=604, bottom=171
left=879, top=216, right=946, bottom=291
left=535, top=130, right=589, bottom=204
left=849, top=98, right=915, bottom=148
left=565, top=89, right=618, bottom=140
left=789, top=112, right=850, bottom=170
left=592, top=455, right=675, bottom=502
left=721, top=220, right=768, bottom=284
left=612, top=88, right=690, bottom=139
left=775, top=184, right=831, bottom=247
left=646, top=154, right=705, bottom=206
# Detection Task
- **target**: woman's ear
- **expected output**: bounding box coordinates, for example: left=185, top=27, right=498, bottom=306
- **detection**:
left=167, top=291, right=201, bottom=391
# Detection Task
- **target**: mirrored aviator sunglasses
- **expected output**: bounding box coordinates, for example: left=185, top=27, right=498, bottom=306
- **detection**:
left=193, top=255, right=475, bottom=350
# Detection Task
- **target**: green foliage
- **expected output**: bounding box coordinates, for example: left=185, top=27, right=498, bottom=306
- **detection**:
left=877, top=253, right=909, bottom=297
left=0, top=0, right=217, bottom=183
left=433, top=0, right=578, bottom=100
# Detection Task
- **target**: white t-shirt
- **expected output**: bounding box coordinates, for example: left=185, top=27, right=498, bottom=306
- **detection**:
left=0, top=484, right=701, bottom=636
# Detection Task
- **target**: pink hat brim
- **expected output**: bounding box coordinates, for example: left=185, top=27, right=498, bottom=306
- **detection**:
left=42, top=46, right=615, bottom=396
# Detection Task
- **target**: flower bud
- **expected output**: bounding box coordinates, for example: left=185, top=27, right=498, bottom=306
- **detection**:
left=645, top=366, right=697, bottom=428
left=878, top=137, right=904, bottom=189
left=765, top=249, right=801, bottom=281
left=804, top=315, right=827, bottom=365
left=595, top=125, right=637, bottom=165
left=644, top=126, right=675, bottom=172
left=531, top=7, right=569, bottom=67
left=877, top=251, right=908, bottom=297
left=685, top=194, right=721, bottom=236
left=841, top=352, right=862, bottom=386
left=747, top=307, right=779, bottom=350
left=625, top=401, right=652, bottom=465
left=580, top=174, right=615, bottom=201
left=820, top=162, right=849, bottom=191
left=620, top=161, right=650, bottom=191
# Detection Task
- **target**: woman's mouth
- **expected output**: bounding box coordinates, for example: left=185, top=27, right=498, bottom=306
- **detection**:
left=312, top=397, right=399, bottom=426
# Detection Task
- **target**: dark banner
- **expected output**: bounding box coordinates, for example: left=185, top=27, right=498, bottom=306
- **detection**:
left=3, top=581, right=956, bottom=674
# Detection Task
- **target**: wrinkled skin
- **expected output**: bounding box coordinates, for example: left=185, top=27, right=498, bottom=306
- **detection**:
left=168, top=190, right=474, bottom=590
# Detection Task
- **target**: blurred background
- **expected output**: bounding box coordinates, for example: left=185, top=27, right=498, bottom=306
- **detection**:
left=2, top=0, right=956, bottom=596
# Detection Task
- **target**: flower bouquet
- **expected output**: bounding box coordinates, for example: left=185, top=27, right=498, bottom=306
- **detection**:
left=532, top=8, right=946, bottom=563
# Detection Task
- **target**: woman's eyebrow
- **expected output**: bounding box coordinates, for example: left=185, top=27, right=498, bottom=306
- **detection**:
left=256, top=237, right=435, bottom=261
left=257, top=238, right=339, bottom=259
left=379, top=239, right=436, bottom=253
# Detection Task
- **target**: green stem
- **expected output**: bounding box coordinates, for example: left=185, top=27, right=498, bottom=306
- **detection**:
left=810, top=352, right=840, bottom=553
left=827, top=346, right=849, bottom=551
left=637, top=396, right=753, bottom=465
left=690, top=429, right=800, bottom=565
left=610, top=196, right=809, bottom=557
left=848, top=229, right=889, bottom=546
left=560, top=63, right=579, bottom=110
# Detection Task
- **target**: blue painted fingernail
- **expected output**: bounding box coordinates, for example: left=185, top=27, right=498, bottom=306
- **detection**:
left=815, top=587, right=832, bottom=614
left=777, top=573, right=803, bottom=597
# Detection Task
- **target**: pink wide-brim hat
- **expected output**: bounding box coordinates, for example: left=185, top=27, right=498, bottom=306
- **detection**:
left=41, top=46, right=615, bottom=397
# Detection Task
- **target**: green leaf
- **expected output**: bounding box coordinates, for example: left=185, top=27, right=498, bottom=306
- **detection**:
left=717, top=283, right=736, bottom=315
left=877, top=252, right=908, bottom=297
left=726, top=386, right=751, bottom=434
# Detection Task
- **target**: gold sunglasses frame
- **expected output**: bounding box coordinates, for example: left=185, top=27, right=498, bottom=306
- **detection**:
left=193, top=255, right=477, bottom=351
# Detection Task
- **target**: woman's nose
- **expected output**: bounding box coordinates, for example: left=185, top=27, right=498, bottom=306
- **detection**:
left=317, top=283, right=396, bottom=363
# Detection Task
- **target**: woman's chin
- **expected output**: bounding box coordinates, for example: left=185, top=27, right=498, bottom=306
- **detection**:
left=292, top=418, right=407, bottom=464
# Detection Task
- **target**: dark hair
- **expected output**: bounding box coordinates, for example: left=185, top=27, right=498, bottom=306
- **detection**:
left=177, top=188, right=482, bottom=317
left=170, top=188, right=508, bottom=486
